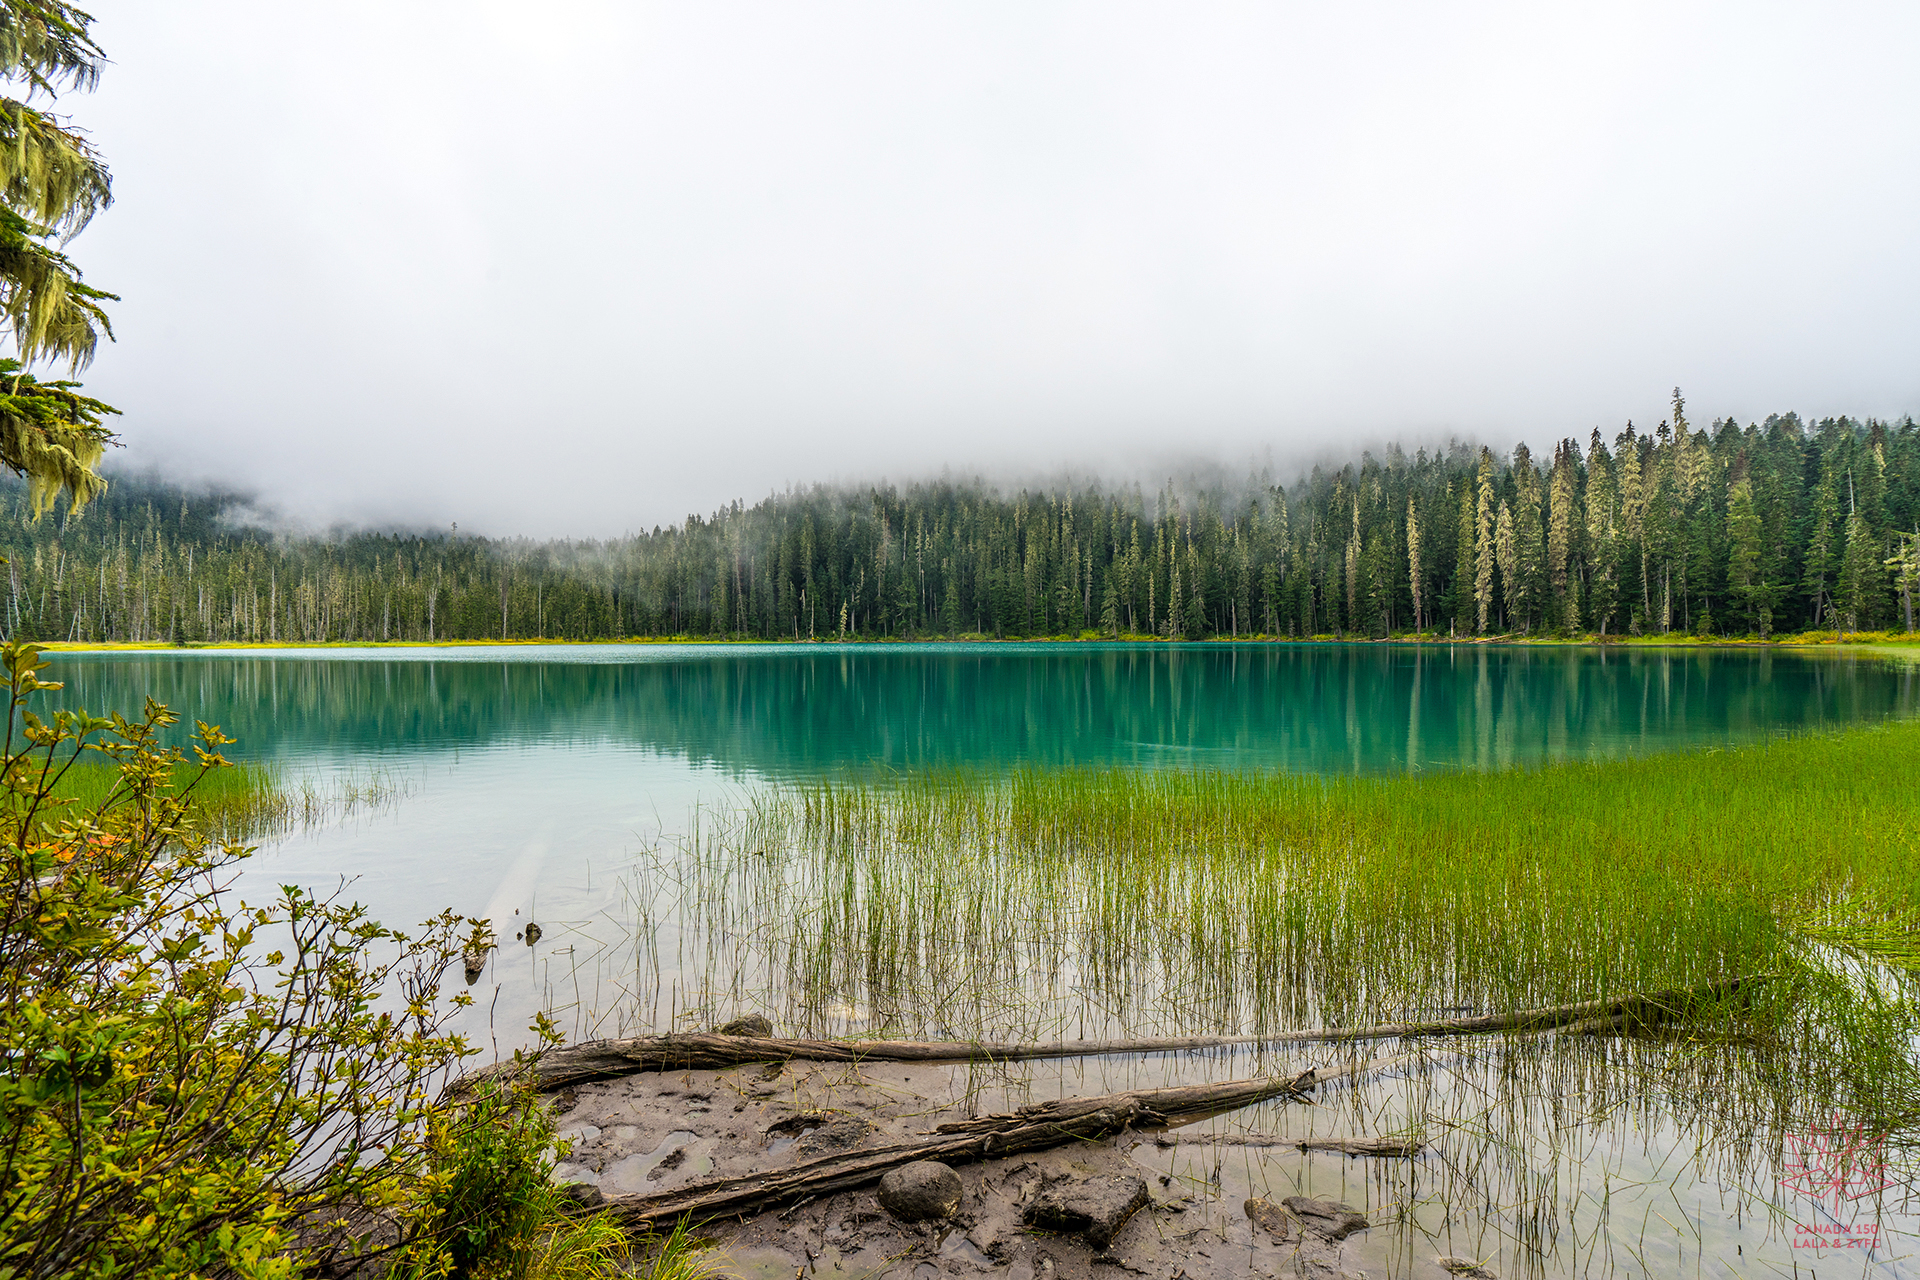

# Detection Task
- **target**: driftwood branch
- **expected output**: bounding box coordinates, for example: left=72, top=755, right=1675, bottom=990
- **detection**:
left=460, top=975, right=1769, bottom=1093
left=603, top=1052, right=1415, bottom=1226
left=1154, top=1133, right=1424, bottom=1156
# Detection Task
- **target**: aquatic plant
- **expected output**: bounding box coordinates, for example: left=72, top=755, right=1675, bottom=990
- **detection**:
left=625, top=717, right=1920, bottom=1149
left=43, top=757, right=286, bottom=839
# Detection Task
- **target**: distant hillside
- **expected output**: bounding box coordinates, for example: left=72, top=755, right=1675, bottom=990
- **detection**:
left=2, top=404, right=1915, bottom=643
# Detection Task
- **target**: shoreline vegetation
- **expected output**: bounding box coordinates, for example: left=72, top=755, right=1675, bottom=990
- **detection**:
left=30, top=629, right=1920, bottom=652
left=716, top=719, right=1920, bottom=1040
left=642, top=713, right=1920, bottom=1144
left=1, top=642, right=689, bottom=1280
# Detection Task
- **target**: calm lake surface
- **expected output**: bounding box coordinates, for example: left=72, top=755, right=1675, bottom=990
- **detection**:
left=38, top=640, right=1916, bottom=1037
left=42, top=641, right=1918, bottom=955
left=41, top=642, right=1920, bottom=1278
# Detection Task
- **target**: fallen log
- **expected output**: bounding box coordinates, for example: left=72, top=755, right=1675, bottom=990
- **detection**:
left=458, top=974, right=1769, bottom=1092
left=602, top=1051, right=1415, bottom=1227
left=1155, top=1133, right=1424, bottom=1156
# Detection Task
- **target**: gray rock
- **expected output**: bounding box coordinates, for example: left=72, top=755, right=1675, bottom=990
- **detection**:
left=717, top=1013, right=773, bottom=1037
left=1024, top=1174, right=1151, bottom=1249
left=461, top=942, right=492, bottom=984
left=1282, top=1194, right=1369, bottom=1240
left=1245, top=1195, right=1296, bottom=1241
left=877, top=1160, right=963, bottom=1222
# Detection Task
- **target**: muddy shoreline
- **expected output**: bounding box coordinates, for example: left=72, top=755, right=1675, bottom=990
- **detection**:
left=547, top=1050, right=1492, bottom=1280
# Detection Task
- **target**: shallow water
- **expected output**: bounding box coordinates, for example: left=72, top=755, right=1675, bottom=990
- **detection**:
left=38, top=641, right=1920, bottom=1276
left=37, top=643, right=1920, bottom=1024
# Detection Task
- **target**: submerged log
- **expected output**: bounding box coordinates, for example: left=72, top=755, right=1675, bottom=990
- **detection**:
left=603, top=1052, right=1414, bottom=1226
left=1158, top=1133, right=1424, bottom=1156
left=457, top=975, right=1769, bottom=1092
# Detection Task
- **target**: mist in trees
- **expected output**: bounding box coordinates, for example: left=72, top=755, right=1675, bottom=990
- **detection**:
left=2, top=397, right=1915, bottom=645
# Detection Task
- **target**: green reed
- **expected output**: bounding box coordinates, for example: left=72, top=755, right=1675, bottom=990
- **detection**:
left=602, top=720, right=1920, bottom=1272
left=658, top=718, right=1920, bottom=1137
left=41, top=759, right=411, bottom=842
left=44, top=759, right=291, bottom=841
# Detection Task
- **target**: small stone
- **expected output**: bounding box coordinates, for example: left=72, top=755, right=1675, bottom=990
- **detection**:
left=1436, top=1258, right=1498, bottom=1279
left=1281, top=1195, right=1369, bottom=1240
left=717, top=1013, right=774, bottom=1037
left=461, top=942, right=492, bottom=984
left=1024, top=1174, right=1151, bottom=1250
left=877, top=1160, right=963, bottom=1222
left=1244, top=1195, right=1295, bottom=1241
left=523, top=922, right=542, bottom=945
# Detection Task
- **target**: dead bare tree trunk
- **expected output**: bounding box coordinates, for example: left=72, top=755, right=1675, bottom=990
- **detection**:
left=603, top=1052, right=1413, bottom=1226
left=459, top=975, right=1768, bottom=1093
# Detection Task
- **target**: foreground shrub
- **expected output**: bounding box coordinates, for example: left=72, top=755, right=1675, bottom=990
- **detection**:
left=0, top=642, right=483, bottom=1278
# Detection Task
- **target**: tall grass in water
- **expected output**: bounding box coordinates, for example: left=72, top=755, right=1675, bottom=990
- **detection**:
left=666, top=719, right=1920, bottom=1138
left=44, top=759, right=290, bottom=842
left=41, top=761, right=410, bottom=842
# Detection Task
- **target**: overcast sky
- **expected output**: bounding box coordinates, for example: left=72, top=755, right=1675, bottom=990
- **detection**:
left=61, top=2, right=1920, bottom=536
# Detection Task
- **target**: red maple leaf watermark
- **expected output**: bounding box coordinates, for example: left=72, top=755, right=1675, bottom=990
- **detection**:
left=1779, top=1114, right=1894, bottom=1216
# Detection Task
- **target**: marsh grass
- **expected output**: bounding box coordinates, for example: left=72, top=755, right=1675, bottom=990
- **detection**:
left=42, top=758, right=290, bottom=841
left=41, top=760, right=412, bottom=842
left=569, top=721, right=1920, bottom=1273
left=626, top=719, right=1920, bottom=1149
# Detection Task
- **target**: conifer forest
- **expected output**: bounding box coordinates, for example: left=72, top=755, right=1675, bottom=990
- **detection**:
left=5, top=398, right=1917, bottom=645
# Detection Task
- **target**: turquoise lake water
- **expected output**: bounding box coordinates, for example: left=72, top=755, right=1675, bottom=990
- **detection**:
left=41, top=643, right=1917, bottom=942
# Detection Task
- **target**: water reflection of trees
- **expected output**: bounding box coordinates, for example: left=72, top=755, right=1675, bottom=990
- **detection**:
left=45, top=645, right=1914, bottom=777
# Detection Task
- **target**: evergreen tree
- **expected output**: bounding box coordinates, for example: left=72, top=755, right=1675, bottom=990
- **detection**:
left=1406, top=494, right=1424, bottom=632
left=1583, top=430, right=1618, bottom=634
left=1495, top=500, right=1518, bottom=631
left=1803, top=461, right=1842, bottom=628
left=1448, top=479, right=1475, bottom=634
left=0, top=1, right=119, bottom=512
left=1888, top=531, right=1918, bottom=633
left=1836, top=505, right=1878, bottom=632
left=1547, top=442, right=1574, bottom=631
left=1725, top=472, right=1763, bottom=632
left=1474, top=448, right=1496, bottom=633
left=1510, top=445, right=1545, bottom=631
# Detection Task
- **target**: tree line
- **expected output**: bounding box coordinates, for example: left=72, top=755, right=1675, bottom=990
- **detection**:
left=2, top=394, right=1916, bottom=645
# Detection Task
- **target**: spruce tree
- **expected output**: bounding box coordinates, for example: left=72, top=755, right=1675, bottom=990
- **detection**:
left=1548, top=442, right=1576, bottom=632
left=1474, top=448, right=1496, bottom=633
left=1511, top=445, right=1545, bottom=631
left=1803, top=463, right=1841, bottom=628
left=1726, top=473, right=1763, bottom=632
left=1406, top=494, right=1424, bottom=632
left=1887, top=531, right=1918, bottom=633
left=1496, top=500, right=1517, bottom=631
left=1835, top=506, right=1878, bottom=632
